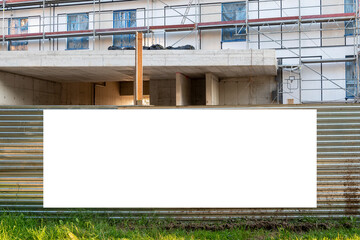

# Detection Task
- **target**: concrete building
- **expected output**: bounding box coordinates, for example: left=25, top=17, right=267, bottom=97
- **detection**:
left=0, top=0, right=358, bottom=105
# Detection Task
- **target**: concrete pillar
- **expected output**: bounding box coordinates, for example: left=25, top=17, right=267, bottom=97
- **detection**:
left=176, top=73, right=191, bottom=106
left=205, top=73, right=220, bottom=105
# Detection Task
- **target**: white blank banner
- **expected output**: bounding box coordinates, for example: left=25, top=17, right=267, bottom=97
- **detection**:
left=44, top=109, right=317, bottom=208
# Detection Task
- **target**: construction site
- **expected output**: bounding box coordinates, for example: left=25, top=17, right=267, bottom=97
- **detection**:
left=0, top=0, right=359, bottom=105
left=0, top=0, right=360, bottom=220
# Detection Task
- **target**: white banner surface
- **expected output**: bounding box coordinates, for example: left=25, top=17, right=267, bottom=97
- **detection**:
left=44, top=109, right=317, bottom=208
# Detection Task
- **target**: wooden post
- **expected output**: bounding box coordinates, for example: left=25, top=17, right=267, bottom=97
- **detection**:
left=135, top=32, right=143, bottom=105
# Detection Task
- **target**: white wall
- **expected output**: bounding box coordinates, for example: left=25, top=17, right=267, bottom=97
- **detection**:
left=219, top=76, right=277, bottom=105
left=0, top=71, right=147, bottom=105
left=0, top=71, right=61, bottom=105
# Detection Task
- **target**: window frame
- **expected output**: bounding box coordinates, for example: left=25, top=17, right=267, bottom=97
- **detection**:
left=345, top=55, right=358, bottom=99
left=221, top=1, right=247, bottom=43
left=8, top=17, right=28, bottom=51
left=113, top=9, right=137, bottom=48
left=344, top=0, right=356, bottom=37
left=66, top=12, right=90, bottom=50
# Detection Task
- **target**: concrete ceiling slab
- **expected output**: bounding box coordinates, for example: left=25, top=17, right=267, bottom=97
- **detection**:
left=0, top=50, right=278, bottom=82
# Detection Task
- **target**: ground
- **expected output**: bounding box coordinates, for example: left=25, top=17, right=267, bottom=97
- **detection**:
left=0, top=213, right=360, bottom=240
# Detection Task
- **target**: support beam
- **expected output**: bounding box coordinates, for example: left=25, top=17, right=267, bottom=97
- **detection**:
left=134, top=32, right=143, bottom=105
left=205, top=73, right=219, bottom=105
left=176, top=72, right=191, bottom=106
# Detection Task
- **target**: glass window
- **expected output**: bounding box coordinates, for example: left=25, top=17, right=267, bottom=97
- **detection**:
left=8, top=18, right=28, bottom=51
left=345, top=56, right=358, bottom=99
left=67, top=13, right=89, bottom=50
left=221, top=2, right=246, bottom=42
left=113, top=10, right=137, bottom=48
left=345, top=0, right=356, bottom=13
left=345, top=0, right=355, bottom=36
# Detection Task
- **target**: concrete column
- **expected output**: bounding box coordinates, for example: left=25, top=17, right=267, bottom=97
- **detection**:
left=205, top=73, right=220, bottom=105
left=176, top=73, right=191, bottom=106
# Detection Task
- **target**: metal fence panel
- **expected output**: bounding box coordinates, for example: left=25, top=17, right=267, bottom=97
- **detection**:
left=0, top=104, right=359, bottom=219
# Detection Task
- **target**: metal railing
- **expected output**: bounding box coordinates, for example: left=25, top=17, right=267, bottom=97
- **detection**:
left=0, top=0, right=359, bottom=103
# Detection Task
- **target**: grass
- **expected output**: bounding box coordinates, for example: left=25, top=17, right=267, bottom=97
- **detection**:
left=0, top=213, right=360, bottom=239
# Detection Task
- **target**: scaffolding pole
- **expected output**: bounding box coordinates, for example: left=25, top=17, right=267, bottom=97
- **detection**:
left=146, top=0, right=149, bottom=47
left=92, top=0, right=95, bottom=50
left=298, top=0, right=302, bottom=103
left=195, top=0, right=199, bottom=49
left=42, top=0, right=45, bottom=51
left=246, top=0, right=249, bottom=49
left=356, top=0, right=360, bottom=101
left=2, top=0, right=4, bottom=51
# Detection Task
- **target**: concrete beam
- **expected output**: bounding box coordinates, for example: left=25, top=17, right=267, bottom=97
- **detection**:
left=0, top=50, right=277, bottom=68
left=0, top=50, right=278, bottom=82
left=206, top=73, right=220, bottom=106
left=176, top=73, right=191, bottom=106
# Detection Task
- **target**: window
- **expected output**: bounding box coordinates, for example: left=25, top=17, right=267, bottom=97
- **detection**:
left=345, top=56, right=358, bottom=99
left=113, top=10, right=136, bottom=48
left=345, top=0, right=355, bottom=36
left=8, top=18, right=28, bottom=51
left=221, top=2, right=246, bottom=42
left=67, top=13, right=89, bottom=50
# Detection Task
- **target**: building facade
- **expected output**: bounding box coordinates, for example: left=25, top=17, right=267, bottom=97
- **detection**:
left=0, top=0, right=358, bottom=105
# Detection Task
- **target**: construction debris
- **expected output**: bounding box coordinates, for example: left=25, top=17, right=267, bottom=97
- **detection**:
left=108, top=44, right=194, bottom=50
left=166, top=45, right=195, bottom=50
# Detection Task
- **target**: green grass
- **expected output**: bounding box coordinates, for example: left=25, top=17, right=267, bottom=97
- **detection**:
left=0, top=213, right=360, bottom=240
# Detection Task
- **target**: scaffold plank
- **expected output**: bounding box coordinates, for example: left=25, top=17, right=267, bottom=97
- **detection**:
left=3, top=13, right=357, bottom=41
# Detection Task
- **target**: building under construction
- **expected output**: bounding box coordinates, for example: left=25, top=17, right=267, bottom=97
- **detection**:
left=0, top=0, right=358, bottom=105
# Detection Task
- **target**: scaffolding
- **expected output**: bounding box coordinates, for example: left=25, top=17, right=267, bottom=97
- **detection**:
left=0, top=0, right=359, bottom=103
